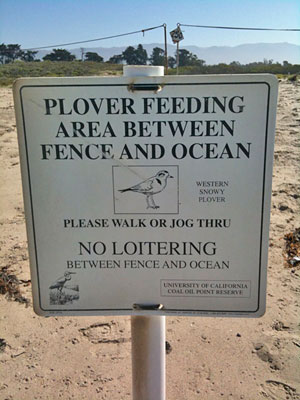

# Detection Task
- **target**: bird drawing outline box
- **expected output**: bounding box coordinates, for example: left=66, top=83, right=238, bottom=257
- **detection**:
left=113, top=166, right=179, bottom=214
left=13, top=74, right=278, bottom=317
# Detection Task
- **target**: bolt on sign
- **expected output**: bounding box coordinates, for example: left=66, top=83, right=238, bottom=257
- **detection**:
left=13, top=74, right=278, bottom=317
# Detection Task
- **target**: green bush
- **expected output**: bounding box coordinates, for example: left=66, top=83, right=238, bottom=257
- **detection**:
left=1, top=60, right=299, bottom=86
left=0, top=60, right=123, bottom=86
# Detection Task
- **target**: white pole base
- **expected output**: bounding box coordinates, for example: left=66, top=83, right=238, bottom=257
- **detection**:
left=123, top=65, right=164, bottom=77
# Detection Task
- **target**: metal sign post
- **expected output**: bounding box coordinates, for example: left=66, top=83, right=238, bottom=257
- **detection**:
left=124, top=65, right=166, bottom=400
left=131, top=315, right=165, bottom=400
left=170, top=24, right=184, bottom=74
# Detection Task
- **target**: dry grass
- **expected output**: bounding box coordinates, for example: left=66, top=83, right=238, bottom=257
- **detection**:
left=284, top=228, right=300, bottom=268
left=0, top=267, right=29, bottom=305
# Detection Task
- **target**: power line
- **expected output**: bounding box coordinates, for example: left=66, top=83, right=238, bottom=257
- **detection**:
left=2, top=22, right=299, bottom=54
left=179, top=23, right=300, bottom=32
left=21, top=24, right=165, bottom=51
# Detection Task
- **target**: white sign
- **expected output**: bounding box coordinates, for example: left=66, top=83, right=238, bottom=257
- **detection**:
left=14, top=74, right=278, bottom=317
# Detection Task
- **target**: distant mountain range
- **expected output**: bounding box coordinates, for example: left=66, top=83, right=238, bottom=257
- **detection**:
left=37, top=42, right=300, bottom=65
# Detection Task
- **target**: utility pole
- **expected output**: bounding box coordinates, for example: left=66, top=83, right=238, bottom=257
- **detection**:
left=80, top=48, right=85, bottom=61
left=163, top=24, right=168, bottom=74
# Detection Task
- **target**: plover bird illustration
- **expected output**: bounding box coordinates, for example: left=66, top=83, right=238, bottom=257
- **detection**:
left=49, top=271, right=76, bottom=294
left=119, top=170, right=173, bottom=209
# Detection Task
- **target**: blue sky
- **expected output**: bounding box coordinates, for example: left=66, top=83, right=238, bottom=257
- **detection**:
left=0, top=0, right=299, bottom=49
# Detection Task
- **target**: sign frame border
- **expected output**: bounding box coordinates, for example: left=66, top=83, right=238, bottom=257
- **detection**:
left=14, top=76, right=276, bottom=317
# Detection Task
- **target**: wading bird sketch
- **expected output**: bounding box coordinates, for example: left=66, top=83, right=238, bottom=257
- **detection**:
left=49, top=271, right=76, bottom=294
left=49, top=271, right=78, bottom=304
left=119, top=170, right=173, bottom=209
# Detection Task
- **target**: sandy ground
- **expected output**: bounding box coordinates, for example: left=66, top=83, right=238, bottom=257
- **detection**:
left=0, top=80, right=299, bottom=400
